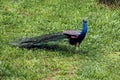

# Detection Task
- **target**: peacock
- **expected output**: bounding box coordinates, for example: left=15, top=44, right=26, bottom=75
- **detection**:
left=10, top=19, right=88, bottom=50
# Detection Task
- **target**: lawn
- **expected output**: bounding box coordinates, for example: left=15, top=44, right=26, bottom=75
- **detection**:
left=0, top=0, right=120, bottom=80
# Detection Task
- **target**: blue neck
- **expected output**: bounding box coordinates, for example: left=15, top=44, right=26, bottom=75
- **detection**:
left=80, top=20, right=88, bottom=36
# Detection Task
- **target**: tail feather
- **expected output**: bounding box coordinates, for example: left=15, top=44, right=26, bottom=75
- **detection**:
left=9, top=32, right=66, bottom=48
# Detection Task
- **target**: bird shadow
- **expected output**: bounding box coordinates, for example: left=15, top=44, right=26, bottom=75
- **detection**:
left=24, top=42, right=89, bottom=56
left=27, top=43, right=70, bottom=52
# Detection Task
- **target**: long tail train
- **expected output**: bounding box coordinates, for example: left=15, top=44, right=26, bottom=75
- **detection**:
left=9, top=32, right=66, bottom=48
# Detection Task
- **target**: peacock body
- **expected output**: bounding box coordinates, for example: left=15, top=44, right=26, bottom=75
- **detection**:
left=10, top=20, right=88, bottom=49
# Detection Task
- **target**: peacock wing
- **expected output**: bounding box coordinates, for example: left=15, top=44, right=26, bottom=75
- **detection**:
left=63, top=30, right=81, bottom=37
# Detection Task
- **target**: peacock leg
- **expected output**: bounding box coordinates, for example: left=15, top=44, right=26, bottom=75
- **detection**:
left=75, top=42, right=79, bottom=52
left=76, top=46, right=79, bottom=51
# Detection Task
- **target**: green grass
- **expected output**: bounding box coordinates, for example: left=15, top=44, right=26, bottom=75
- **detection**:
left=0, top=0, right=120, bottom=79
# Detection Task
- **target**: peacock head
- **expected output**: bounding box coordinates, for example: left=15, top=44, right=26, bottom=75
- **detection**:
left=83, top=19, right=87, bottom=23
